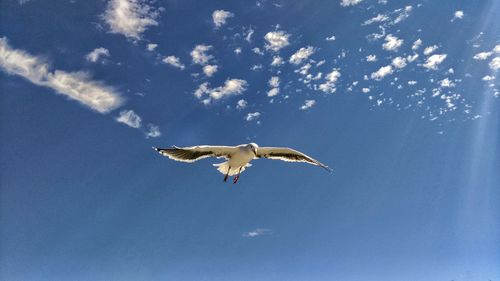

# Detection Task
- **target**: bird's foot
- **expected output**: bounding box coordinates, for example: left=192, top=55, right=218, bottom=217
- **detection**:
left=224, top=174, right=229, bottom=182
left=233, top=175, right=240, bottom=184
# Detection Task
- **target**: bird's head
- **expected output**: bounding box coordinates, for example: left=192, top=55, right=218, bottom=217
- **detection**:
left=248, top=143, right=259, bottom=154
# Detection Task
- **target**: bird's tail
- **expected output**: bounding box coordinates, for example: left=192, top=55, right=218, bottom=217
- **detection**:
left=213, top=162, right=252, bottom=176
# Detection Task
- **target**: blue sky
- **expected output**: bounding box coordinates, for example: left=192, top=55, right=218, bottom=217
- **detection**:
left=1, top=0, right=499, bottom=280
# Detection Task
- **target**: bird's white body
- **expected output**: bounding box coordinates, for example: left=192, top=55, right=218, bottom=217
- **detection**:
left=154, top=143, right=331, bottom=183
left=214, top=145, right=255, bottom=176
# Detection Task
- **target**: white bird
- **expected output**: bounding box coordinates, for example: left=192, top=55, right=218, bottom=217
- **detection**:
left=153, top=143, right=332, bottom=183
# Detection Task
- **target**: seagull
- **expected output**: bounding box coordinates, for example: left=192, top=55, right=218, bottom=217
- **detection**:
left=153, top=143, right=332, bottom=183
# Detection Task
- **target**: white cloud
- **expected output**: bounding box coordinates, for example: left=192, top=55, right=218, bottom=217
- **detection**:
left=382, top=34, right=403, bottom=51
left=363, top=14, right=389, bottom=25
left=236, top=99, right=247, bottom=109
left=422, top=54, right=447, bottom=70
left=289, top=46, right=315, bottom=65
left=371, top=65, right=394, bottom=80
left=252, top=47, right=264, bottom=55
left=85, top=47, right=110, bottom=63
left=440, top=78, right=455, bottom=88
left=267, top=88, right=279, bottom=97
left=408, top=80, right=417, bottom=85
left=362, top=87, right=370, bottom=93
left=407, top=53, right=419, bottom=62
left=145, top=124, right=161, bottom=138
left=300, top=99, right=316, bottom=110
left=482, top=75, right=495, bottom=81
left=234, top=47, right=242, bottom=54
left=0, top=38, right=123, bottom=113
left=366, top=54, right=377, bottom=62
left=271, top=56, right=284, bottom=66
left=162, top=56, right=185, bottom=70
left=242, top=228, right=271, bottom=237
left=103, top=0, right=159, bottom=40
left=412, top=39, right=422, bottom=50
left=340, top=0, right=362, bottom=7
left=245, top=27, right=254, bottom=42
left=268, top=76, right=280, bottom=87
left=423, top=45, right=438, bottom=56
left=264, top=30, right=290, bottom=52
left=245, top=112, right=261, bottom=121
left=494, top=45, right=500, bottom=53
left=212, top=10, right=234, bottom=27
left=190, top=45, right=213, bottom=65
left=146, top=43, right=158, bottom=51
left=194, top=79, right=248, bottom=104
left=489, top=57, right=500, bottom=71
left=325, top=35, right=336, bottom=41
left=116, top=109, right=142, bottom=128
left=203, top=64, right=218, bottom=77
left=473, top=51, right=493, bottom=60
left=250, top=64, right=263, bottom=71
left=318, top=69, right=341, bottom=93
left=391, top=56, right=407, bottom=68
left=452, top=10, right=464, bottom=21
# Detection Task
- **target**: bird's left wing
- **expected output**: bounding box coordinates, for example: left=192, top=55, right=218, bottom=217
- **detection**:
left=256, top=147, right=333, bottom=172
left=153, top=145, right=238, bottom=163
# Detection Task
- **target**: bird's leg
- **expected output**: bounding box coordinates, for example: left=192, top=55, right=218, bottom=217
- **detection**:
left=224, top=166, right=231, bottom=182
left=233, top=166, right=243, bottom=184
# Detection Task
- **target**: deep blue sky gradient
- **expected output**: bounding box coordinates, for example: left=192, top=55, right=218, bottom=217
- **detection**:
left=1, top=0, right=499, bottom=280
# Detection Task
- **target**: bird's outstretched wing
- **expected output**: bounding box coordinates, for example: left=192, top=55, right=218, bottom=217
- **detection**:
left=153, top=145, right=238, bottom=163
left=256, top=147, right=333, bottom=172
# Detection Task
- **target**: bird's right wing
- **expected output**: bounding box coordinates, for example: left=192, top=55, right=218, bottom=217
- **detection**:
left=256, top=147, right=333, bottom=172
left=153, top=145, right=238, bottom=163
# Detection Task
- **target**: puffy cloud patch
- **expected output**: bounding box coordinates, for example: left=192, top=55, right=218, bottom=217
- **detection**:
left=245, top=112, right=261, bottom=121
left=371, top=65, right=393, bottom=80
left=271, top=56, right=284, bottom=66
left=190, top=44, right=214, bottom=65
left=423, top=45, right=438, bottom=56
left=412, top=39, right=422, bottom=50
left=194, top=79, right=248, bottom=104
left=300, top=99, right=316, bottom=110
left=212, top=10, right=234, bottom=27
left=203, top=64, right=218, bottom=77
left=452, top=10, right=464, bottom=21
left=366, top=54, right=377, bottom=62
left=422, top=54, right=447, bottom=70
left=264, top=30, right=290, bottom=52
left=489, top=57, right=500, bottom=71
left=318, top=69, right=341, bottom=93
left=289, top=46, right=315, bottom=65
left=162, top=56, right=185, bottom=70
left=391, top=56, right=407, bottom=68
left=382, top=34, right=403, bottom=51
left=103, top=0, right=159, bottom=40
left=236, top=99, right=247, bottom=109
left=473, top=51, right=493, bottom=60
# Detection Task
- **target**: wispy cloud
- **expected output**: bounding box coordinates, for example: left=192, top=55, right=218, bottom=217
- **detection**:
left=0, top=37, right=123, bottom=113
left=245, top=112, right=261, bottom=122
left=116, top=109, right=142, bottom=128
left=85, top=47, right=110, bottom=63
left=242, top=228, right=272, bottom=237
left=300, top=99, right=316, bottom=110
left=103, top=0, right=160, bottom=40
left=340, top=0, right=362, bottom=7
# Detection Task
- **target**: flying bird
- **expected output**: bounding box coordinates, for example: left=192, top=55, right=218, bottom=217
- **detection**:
left=153, top=143, right=332, bottom=183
